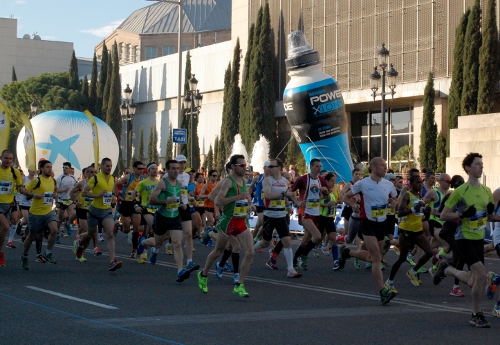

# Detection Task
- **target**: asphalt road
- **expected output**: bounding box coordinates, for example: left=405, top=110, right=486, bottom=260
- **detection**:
left=1, top=231, right=499, bottom=345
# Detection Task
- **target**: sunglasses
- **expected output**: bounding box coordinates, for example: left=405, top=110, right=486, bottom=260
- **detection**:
left=63, top=166, right=70, bottom=169
left=390, top=178, right=396, bottom=182
left=211, top=174, right=218, bottom=177
left=124, top=172, right=130, bottom=174
left=268, top=165, right=279, bottom=168
left=234, top=164, right=246, bottom=168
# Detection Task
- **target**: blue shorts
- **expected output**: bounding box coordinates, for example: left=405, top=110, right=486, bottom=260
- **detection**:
left=28, top=212, right=58, bottom=234
left=0, top=203, right=11, bottom=217
left=87, top=205, right=113, bottom=228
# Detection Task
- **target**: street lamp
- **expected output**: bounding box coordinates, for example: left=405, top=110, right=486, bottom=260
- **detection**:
left=369, top=43, right=398, bottom=160
left=120, top=84, right=137, bottom=168
left=29, top=100, right=38, bottom=118
left=183, top=74, right=203, bottom=167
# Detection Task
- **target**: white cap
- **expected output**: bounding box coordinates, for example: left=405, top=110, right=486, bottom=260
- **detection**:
left=175, top=155, right=187, bottom=162
left=264, top=161, right=270, bottom=167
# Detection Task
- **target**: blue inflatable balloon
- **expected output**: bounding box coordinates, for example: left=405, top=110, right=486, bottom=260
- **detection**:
left=283, top=31, right=353, bottom=182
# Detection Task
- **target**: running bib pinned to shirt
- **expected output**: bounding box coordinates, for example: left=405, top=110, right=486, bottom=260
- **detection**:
left=371, top=205, right=387, bottom=218
left=62, top=199, right=73, bottom=206
left=103, top=192, right=113, bottom=206
left=196, top=200, right=205, bottom=207
left=167, top=197, right=180, bottom=209
left=43, top=192, right=54, bottom=205
left=469, top=211, right=487, bottom=232
left=0, top=181, right=12, bottom=195
left=270, top=199, right=286, bottom=208
left=83, top=197, right=93, bottom=209
left=307, top=199, right=320, bottom=209
left=233, top=200, right=249, bottom=217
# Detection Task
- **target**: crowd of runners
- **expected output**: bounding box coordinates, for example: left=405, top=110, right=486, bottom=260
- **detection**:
left=1, top=149, right=499, bottom=328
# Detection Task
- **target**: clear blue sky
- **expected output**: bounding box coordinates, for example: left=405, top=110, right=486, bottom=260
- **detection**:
left=2, top=0, right=150, bottom=58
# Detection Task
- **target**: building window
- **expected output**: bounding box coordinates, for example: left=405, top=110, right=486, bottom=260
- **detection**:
left=163, top=46, right=175, bottom=56
left=134, top=46, right=138, bottom=63
left=145, top=46, right=157, bottom=60
left=182, top=45, right=191, bottom=52
left=125, top=44, right=130, bottom=62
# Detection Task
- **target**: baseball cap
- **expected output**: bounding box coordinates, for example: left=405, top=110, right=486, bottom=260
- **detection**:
left=384, top=173, right=396, bottom=181
left=175, top=155, right=187, bottom=162
left=264, top=161, right=270, bottom=167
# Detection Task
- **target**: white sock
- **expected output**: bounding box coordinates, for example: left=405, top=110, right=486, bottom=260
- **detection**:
left=453, top=284, right=459, bottom=289
left=8, top=224, right=16, bottom=242
left=254, top=241, right=262, bottom=251
left=284, top=247, right=294, bottom=270
left=187, top=258, right=192, bottom=265
left=152, top=247, right=158, bottom=253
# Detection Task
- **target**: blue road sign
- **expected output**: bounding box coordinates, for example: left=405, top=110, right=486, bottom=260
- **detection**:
left=173, top=128, right=187, bottom=144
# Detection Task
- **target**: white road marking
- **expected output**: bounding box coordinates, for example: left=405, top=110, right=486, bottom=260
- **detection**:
left=25, top=286, right=119, bottom=310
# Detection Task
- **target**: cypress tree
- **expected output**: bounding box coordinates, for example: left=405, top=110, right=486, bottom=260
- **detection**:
left=153, top=123, right=159, bottom=163
left=138, top=126, right=145, bottom=163
left=148, top=125, right=154, bottom=163
left=205, top=144, right=214, bottom=170
left=69, top=50, right=80, bottom=90
left=477, top=0, right=499, bottom=114
left=96, top=42, right=108, bottom=119
left=106, top=42, right=123, bottom=168
left=180, top=52, right=192, bottom=158
left=461, top=1, right=482, bottom=116
left=225, top=38, right=241, bottom=156
left=81, top=74, right=89, bottom=110
left=11, top=66, right=17, bottom=82
left=165, top=121, right=173, bottom=161
left=102, top=52, right=113, bottom=120
left=418, top=72, right=438, bottom=171
left=447, top=9, right=469, bottom=156
left=219, top=63, right=232, bottom=162
left=436, top=131, right=447, bottom=173
left=284, top=132, right=297, bottom=168
left=88, top=52, right=98, bottom=115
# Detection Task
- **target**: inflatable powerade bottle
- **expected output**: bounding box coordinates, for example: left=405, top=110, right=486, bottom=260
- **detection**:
left=283, top=31, right=353, bottom=182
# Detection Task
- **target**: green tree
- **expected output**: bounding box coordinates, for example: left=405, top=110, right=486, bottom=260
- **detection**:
left=461, top=1, right=482, bottom=116
left=88, top=52, right=98, bottom=115
left=153, top=123, right=159, bottom=163
left=224, top=38, right=241, bottom=156
left=96, top=42, right=108, bottom=119
left=106, top=41, right=123, bottom=169
left=219, top=62, right=232, bottom=162
left=390, top=145, right=415, bottom=173
left=11, top=66, right=17, bottom=82
left=477, top=0, right=499, bottom=114
left=165, top=121, right=173, bottom=160
left=148, top=125, right=154, bottom=164
left=81, top=74, right=89, bottom=109
left=68, top=49, right=79, bottom=91
left=138, top=126, right=145, bottom=163
left=418, top=72, right=438, bottom=171
left=284, top=132, right=297, bottom=168
left=447, top=9, right=469, bottom=156
left=205, top=144, right=214, bottom=170
left=102, top=51, right=113, bottom=120
left=436, top=132, right=447, bottom=173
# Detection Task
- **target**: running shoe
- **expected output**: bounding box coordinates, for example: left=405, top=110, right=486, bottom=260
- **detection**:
left=321, top=244, right=331, bottom=256
left=312, top=247, right=319, bottom=257
left=130, top=250, right=137, bottom=259
left=78, top=256, right=87, bottom=263
left=492, top=304, right=500, bottom=317
left=450, top=286, right=465, bottom=297
left=431, top=248, right=439, bottom=267
left=207, top=240, right=214, bottom=247
left=137, top=252, right=147, bottom=264
left=0, top=253, right=5, bottom=266
left=35, top=255, right=45, bottom=263
left=486, top=271, right=500, bottom=299
left=113, top=221, right=121, bottom=235
left=332, top=260, right=340, bottom=271
left=287, top=268, right=302, bottom=278
left=75, top=241, right=84, bottom=259
left=365, top=262, right=372, bottom=270
left=197, top=271, right=208, bottom=293
left=62, top=231, right=68, bottom=238
left=266, top=257, right=278, bottom=270
left=94, top=247, right=102, bottom=256
left=215, top=262, right=224, bottom=279
left=393, top=246, right=400, bottom=256
left=381, top=258, right=389, bottom=267
left=65, top=223, right=72, bottom=235
left=149, top=252, right=157, bottom=265
left=380, top=263, right=385, bottom=270
left=406, top=254, right=416, bottom=266
left=297, top=255, right=308, bottom=270
left=433, top=260, right=449, bottom=286
left=176, top=268, right=191, bottom=282
left=233, top=284, right=249, bottom=298
left=109, top=259, right=123, bottom=271
left=233, top=273, right=240, bottom=284
left=6, top=241, right=15, bottom=249
left=354, top=258, right=361, bottom=269
left=223, top=262, right=234, bottom=272
left=384, top=279, right=398, bottom=294
left=55, top=235, right=60, bottom=244
left=166, top=244, right=173, bottom=255
left=380, top=287, right=396, bottom=305
left=469, top=312, right=490, bottom=328
left=186, top=261, right=200, bottom=273
left=406, top=269, right=420, bottom=287
left=42, top=253, right=56, bottom=264
left=438, top=248, right=449, bottom=258
left=417, top=266, right=428, bottom=274
left=98, top=234, right=105, bottom=242
left=137, top=236, right=146, bottom=255
left=21, top=255, right=29, bottom=270
left=72, top=240, right=78, bottom=254
left=338, top=245, right=350, bottom=269
left=127, top=232, right=133, bottom=246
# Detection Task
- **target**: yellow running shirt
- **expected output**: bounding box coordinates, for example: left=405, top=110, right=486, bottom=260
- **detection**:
left=25, top=176, right=56, bottom=215
left=0, top=166, right=23, bottom=204
left=89, top=172, right=115, bottom=210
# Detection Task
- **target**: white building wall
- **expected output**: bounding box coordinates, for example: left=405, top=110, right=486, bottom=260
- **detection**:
left=119, top=41, right=232, bottom=166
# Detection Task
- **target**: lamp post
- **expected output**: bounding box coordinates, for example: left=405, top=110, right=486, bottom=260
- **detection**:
left=29, top=100, right=38, bottom=119
left=120, top=84, right=137, bottom=168
left=369, top=43, right=398, bottom=160
left=183, top=74, right=203, bottom=168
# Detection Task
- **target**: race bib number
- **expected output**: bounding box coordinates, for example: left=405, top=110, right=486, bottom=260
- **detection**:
left=261, top=191, right=265, bottom=200
left=83, top=197, right=93, bottom=209
left=167, top=197, right=180, bottom=209
left=371, top=205, right=387, bottom=218
left=270, top=199, right=286, bottom=208
left=43, top=192, right=54, bottom=205
left=0, top=181, right=12, bottom=195
left=125, top=191, right=134, bottom=201
left=469, top=211, right=487, bottom=232
left=234, top=200, right=249, bottom=217
left=196, top=200, right=205, bottom=207
left=180, top=188, right=189, bottom=204
left=307, top=199, right=320, bottom=209
left=103, top=192, right=112, bottom=206
left=386, top=202, right=396, bottom=216
left=146, top=204, right=158, bottom=213
left=62, top=199, right=73, bottom=206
